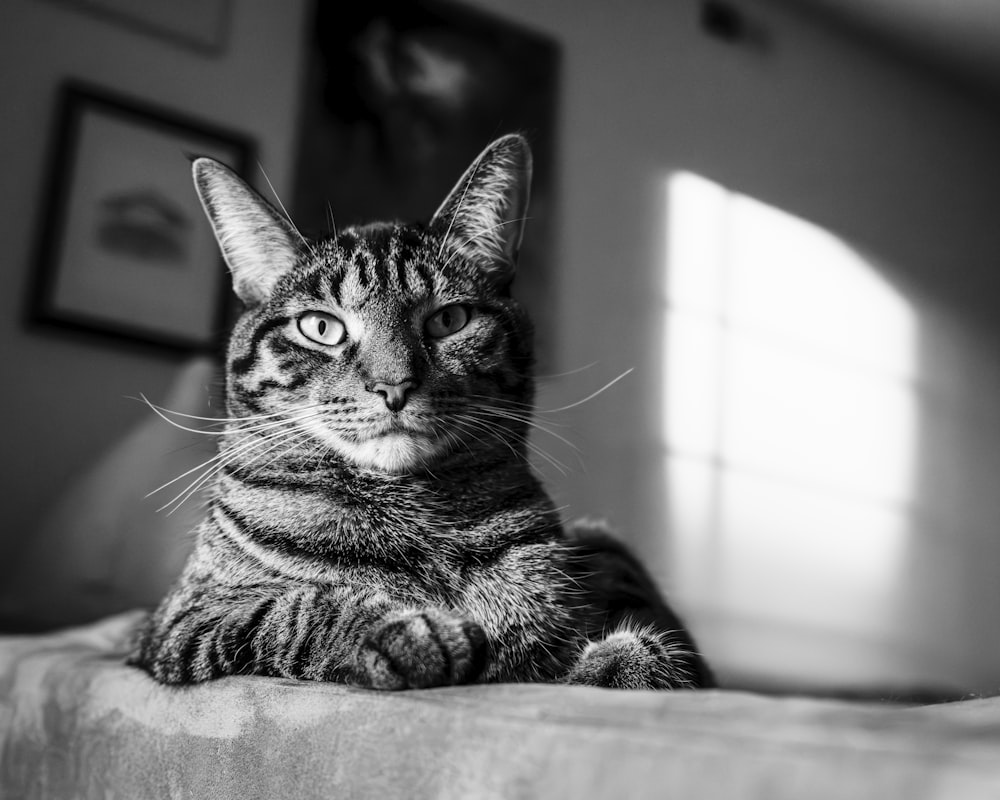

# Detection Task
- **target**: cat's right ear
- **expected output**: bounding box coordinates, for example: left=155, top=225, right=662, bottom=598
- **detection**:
left=430, top=134, right=532, bottom=288
left=192, top=158, right=300, bottom=306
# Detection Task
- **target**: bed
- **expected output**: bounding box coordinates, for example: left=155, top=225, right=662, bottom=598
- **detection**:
left=2, top=611, right=1000, bottom=799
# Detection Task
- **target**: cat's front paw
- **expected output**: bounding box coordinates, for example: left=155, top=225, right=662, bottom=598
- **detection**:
left=565, top=628, right=695, bottom=690
left=357, top=608, right=487, bottom=690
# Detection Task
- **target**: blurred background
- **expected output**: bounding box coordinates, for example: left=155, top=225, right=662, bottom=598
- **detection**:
left=2, top=0, right=1000, bottom=701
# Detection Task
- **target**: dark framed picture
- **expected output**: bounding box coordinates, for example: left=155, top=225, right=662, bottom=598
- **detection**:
left=32, top=83, right=253, bottom=351
left=292, top=1, right=560, bottom=367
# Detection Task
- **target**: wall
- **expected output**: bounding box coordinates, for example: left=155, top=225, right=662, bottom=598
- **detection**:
left=5, top=0, right=1000, bottom=695
left=465, top=0, right=1000, bottom=694
left=0, top=1, right=309, bottom=577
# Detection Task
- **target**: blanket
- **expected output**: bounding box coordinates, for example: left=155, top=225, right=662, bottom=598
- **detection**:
left=2, top=612, right=1000, bottom=799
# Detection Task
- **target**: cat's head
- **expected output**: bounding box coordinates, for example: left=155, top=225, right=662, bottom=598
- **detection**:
left=194, top=134, right=536, bottom=475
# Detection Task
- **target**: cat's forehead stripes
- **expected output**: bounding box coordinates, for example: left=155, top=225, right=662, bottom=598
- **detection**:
left=299, top=225, right=478, bottom=312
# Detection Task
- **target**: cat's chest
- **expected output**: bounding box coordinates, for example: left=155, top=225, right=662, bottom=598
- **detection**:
left=217, top=470, right=527, bottom=592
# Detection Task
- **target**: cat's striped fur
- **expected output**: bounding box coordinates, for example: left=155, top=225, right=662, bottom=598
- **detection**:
left=130, top=135, right=713, bottom=690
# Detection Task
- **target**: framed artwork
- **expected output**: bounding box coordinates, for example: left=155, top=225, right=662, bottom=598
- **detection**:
left=292, top=0, right=560, bottom=367
left=45, top=0, right=232, bottom=55
left=31, top=83, right=253, bottom=351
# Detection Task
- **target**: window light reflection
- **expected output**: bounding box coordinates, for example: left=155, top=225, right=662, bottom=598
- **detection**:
left=663, top=171, right=919, bottom=687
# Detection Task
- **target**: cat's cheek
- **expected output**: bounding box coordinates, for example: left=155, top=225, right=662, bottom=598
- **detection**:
left=432, top=347, right=488, bottom=381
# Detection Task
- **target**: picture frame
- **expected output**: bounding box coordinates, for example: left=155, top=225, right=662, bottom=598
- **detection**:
left=31, top=83, right=254, bottom=352
left=293, top=1, right=560, bottom=368
left=44, top=0, right=232, bottom=55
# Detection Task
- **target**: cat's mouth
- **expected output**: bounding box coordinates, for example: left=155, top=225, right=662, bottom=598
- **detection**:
left=367, top=414, right=431, bottom=438
left=299, top=413, right=446, bottom=473
left=349, top=428, right=445, bottom=473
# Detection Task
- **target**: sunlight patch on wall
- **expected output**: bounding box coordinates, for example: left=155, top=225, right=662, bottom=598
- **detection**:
left=663, top=172, right=919, bottom=683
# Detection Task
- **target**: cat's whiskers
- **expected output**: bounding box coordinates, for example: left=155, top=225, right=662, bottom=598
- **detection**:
left=467, top=393, right=537, bottom=413
left=459, top=396, right=584, bottom=470
left=146, top=432, right=268, bottom=502
left=143, top=402, right=327, bottom=500
left=159, top=424, right=312, bottom=514
left=150, top=410, right=326, bottom=513
left=472, top=367, right=634, bottom=417
left=512, top=432, right=571, bottom=476
left=219, top=409, right=331, bottom=474
left=474, top=404, right=583, bottom=456
left=326, top=201, right=338, bottom=238
left=534, top=361, right=601, bottom=380
left=239, top=425, right=319, bottom=484
left=437, top=426, right=471, bottom=464
left=438, top=417, right=489, bottom=462
left=451, top=412, right=570, bottom=476
left=145, top=402, right=327, bottom=439
left=449, top=414, right=517, bottom=461
left=151, top=427, right=292, bottom=513
left=257, top=162, right=318, bottom=261
left=537, top=368, right=635, bottom=414
left=138, top=394, right=329, bottom=431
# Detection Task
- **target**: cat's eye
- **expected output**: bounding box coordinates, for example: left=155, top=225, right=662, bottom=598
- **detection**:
left=425, top=304, right=470, bottom=338
left=298, top=311, right=347, bottom=346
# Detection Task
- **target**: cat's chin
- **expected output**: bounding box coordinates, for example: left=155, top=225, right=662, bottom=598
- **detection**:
left=344, top=433, right=445, bottom=474
left=297, top=416, right=444, bottom=474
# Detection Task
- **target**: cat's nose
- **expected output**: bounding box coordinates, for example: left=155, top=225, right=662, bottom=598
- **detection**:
left=368, top=379, right=419, bottom=412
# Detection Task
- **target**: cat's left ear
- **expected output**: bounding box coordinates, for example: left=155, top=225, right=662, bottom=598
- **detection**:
left=430, top=134, right=532, bottom=287
left=192, top=158, right=301, bottom=306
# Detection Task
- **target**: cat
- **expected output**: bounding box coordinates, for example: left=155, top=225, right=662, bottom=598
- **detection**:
left=129, top=134, right=714, bottom=691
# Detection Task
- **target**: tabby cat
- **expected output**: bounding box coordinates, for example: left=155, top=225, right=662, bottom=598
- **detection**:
left=130, top=134, right=713, bottom=690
